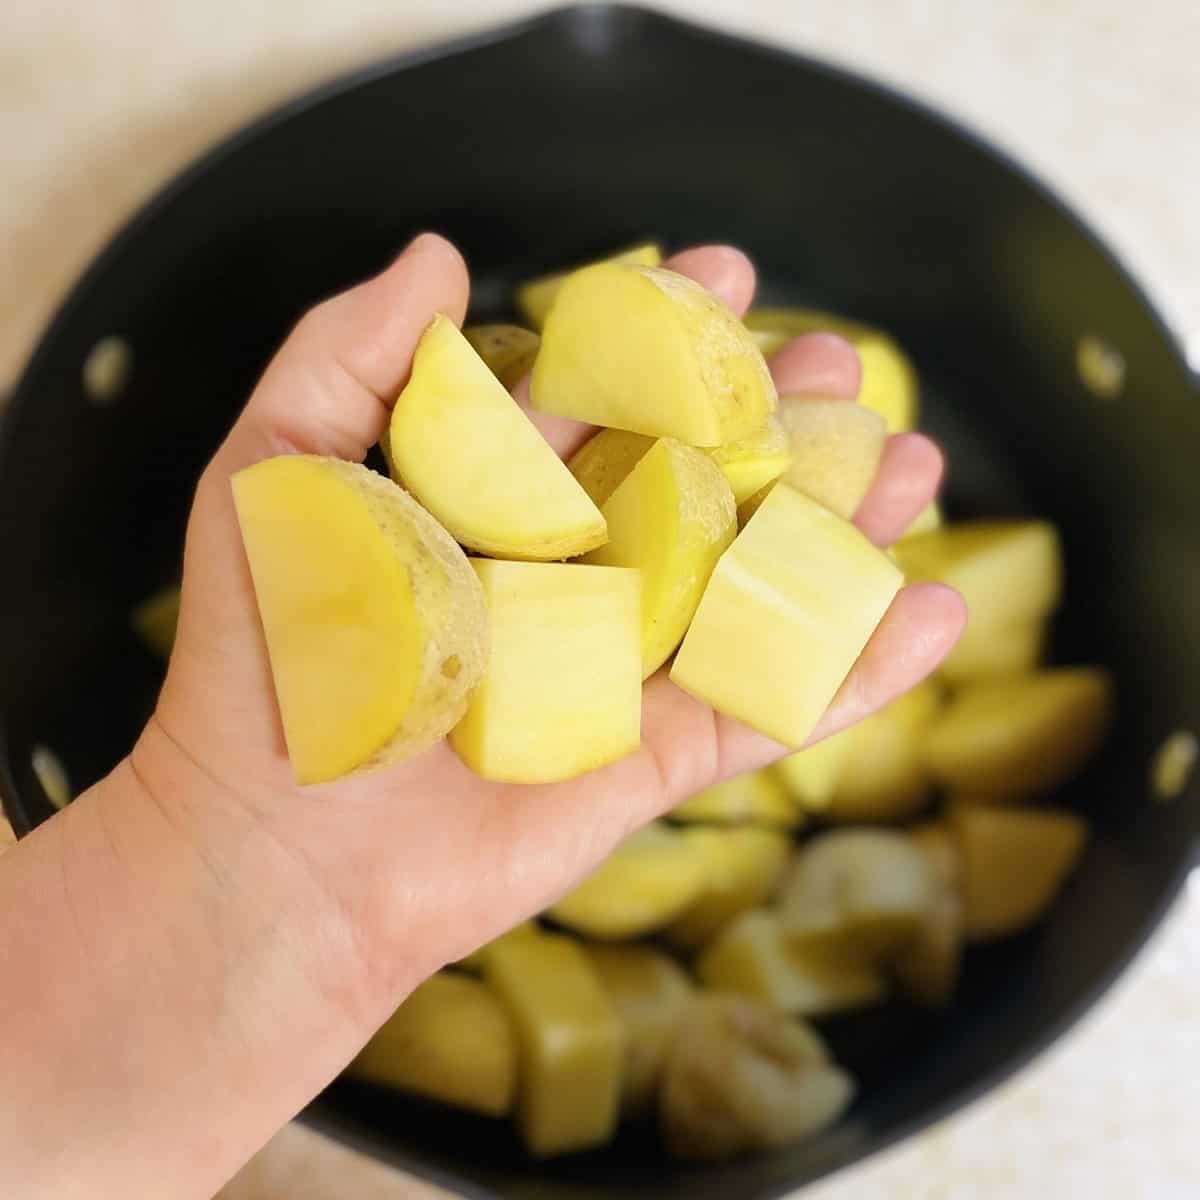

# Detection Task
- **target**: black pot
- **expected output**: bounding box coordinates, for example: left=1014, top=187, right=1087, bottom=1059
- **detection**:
left=2, top=5, right=1198, bottom=1197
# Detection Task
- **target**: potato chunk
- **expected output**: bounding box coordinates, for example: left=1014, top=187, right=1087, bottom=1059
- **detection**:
left=707, top=419, right=793, bottom=504
left=673, top=769, right=802, bottom=830
left=350, top=971, right=517, bottom=1117
left=463, top=323, right=540, bottom=388
left=232, top=456, right=487, bottom=784
left=534, top=263, right=776, bottom=446
left=568, top=428, right=654, bottom=507
left=389, top=314, right=605, bottom=560
left=583, top=438, right=736, bottom=676
left=774, top=734, right=854, bottom=812
left=671, top=484, right=903, bottom=748
left=938, top=617, right=1045, bottom=685
left=516, top=241, right=662, bottom=329
left=451, top=561, right=641, bottom=784
left=484, top=932, right=622, bottom=1157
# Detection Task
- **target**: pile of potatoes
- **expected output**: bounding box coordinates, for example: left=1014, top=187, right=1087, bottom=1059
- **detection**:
left=132, top=243, right=1112, bottom=1163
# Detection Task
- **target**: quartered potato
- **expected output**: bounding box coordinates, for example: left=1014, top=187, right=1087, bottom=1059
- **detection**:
left=463, top=323, right=540, bottom=388
left=131, top=584, right=180, bottom=659
left=672, top=769, right=802, bottom=830
left=706, top=419, right=794, bottom=504
left=516, top=241, right=663, bottom=329
left=568, top=428, right=654, bottom=507
left=892, top=822, right=964, bottom=1006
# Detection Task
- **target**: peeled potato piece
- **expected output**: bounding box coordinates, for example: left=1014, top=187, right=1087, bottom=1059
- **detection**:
left=697, top=909, right=887, bottom=1017
left=583, top=437, right=736, bottom=676
left=778, top=397, right=887, bottom=520
left=450, top=561, right=641, bottom=784
left=924, top=668, right=1113, bottom=799
left=950, top=805, right=1089, bottom=941
left=389, top=314, right=605, bottom=560
left=671, top=484, right=903, bottom=749
left=707, top=419, right=793, bottom=504
left=939, top=617, right=1046, bottom=686
left=233, top=456, right=487, bottom=785
left=350, top=971, right=517, bottom=1117
left=660, top=994, right=854, bottom=1161
left=131, top=585, right=180, bottom=659
left=516, top=241, right=663, bottom=330
left=774, top=732, right=853, bottom=812
left=673, top=769, right=802, bottom=830
left=778, top=829, right=938, bottom=958
left=568, top=428, right=654, bottom=507
left=549, top=823, right=709, bottom=940
left=463, top=323, right=540, bottom=388
left=892, top=822, right=964, bottom=1006
left=584, top=943, right=694, bottom=1117
left=484, top=931, right=623, bottom=1157
left=534, top=263, right=776, bottom=446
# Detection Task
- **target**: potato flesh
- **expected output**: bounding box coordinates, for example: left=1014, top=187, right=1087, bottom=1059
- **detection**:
left=484, top=932, right=622, bottom=1157
left=131, top=585, right=180, bottom=659
left=568, top=428, right=654, bottom=507
left=463, top=323, right=540, bottom=388
left=923, top=668, right=1113, bottom=799
left=673, top=769, right=802, bottom=829
left=671, top=483, right=903, bottom=748
left=351, top=971, right=517, bottom=1116
left=516, top=241, right=662, bottom=330
left=233, top=456, right=487, bottom=784
left=584, top=943, right=694, bottom=1117
left=583, top=438, right=736, bottom=676
left=775, top=734, right=854, bottom=812
left=778, top=397, right=887, bottom=520
left=450, top=560, right=641, bottom=784
left=549, top=823, right=709, bottom=940
left=533, top=263, right=776, bottom=446
left=892, top=823, right=964, bottom=1006
left=390, top=314, right=606, bottom=560
left=950, top=805, right=1088, bottom=941
left=697, top=909, right=887, bottom=1017
left=939, top=616, right=1045, bottom=686
left=706, top=419, right=793, bottom=504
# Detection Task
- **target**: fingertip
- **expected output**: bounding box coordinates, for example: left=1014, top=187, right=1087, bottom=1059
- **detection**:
left=853, top=432, right=946, bottom=547
left=394, top=231, right=471, bottom=324
left=662, top=244, right=757, bottom=316
left=771, top=332, right=862, bottom=398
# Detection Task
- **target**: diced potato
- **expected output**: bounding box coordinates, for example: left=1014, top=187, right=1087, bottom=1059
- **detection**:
left=450, top=561, right=641, bottom=784
left=516, top=241, right=663, bottom=330
left=457, top=921, right=540, bottom=972
left=938, top=617, right=1046, bottom=686
left=744, top=307, right=918, bottom=431
left=778, top=397, right=887, bottom=520
left=778, top=829, right=938, bottom=957
left=892, top=823, right=963, bottom=1006
left=351, top=971, right=518, bottom=1117
left=950, top=805, right=1089, bottom=941
left=697, top=909, right=887, bottom=1017
left=583, top=438, right=736, bottom=676
left=568, top=428, right=653, bottom=507
left=584, top=944, right=694, bottom=1117
left=902, top=500, right=943, bottom=539
left=389, top=315, right=605, bottom=560
left=923, top=668, right=1113, bottom=799
left=671, top=484, right=903, bottom=749
left=706, top=419, right=793, bottom=504
left=665, top=826, right=791, bottom=950
left=131, top=585, right=180, bottom=659
left=774, top=732, right=854, bottom=812
left=660, top=994, right=854, bottom=1161
left=232, top=457, right=487, bottom=785
left=484, top=931, right=623, bottom=1157
left=533, top=263, right=776, bottom=447
left=673, top=769, right=802, bottom=830
left=463, top=323, right=540, bottom=388
left=549, top=823, right=709, bottom=940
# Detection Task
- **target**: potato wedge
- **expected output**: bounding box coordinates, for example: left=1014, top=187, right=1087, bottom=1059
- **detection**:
left=568, top=428, right=653, bottom=507
left=583, top=438, right=736, bottom=676
left=463, top=323, right=540, bottom=388
left=451, top=561, right=641, bottom=784
left=131, top=585, right=180, bottom=659
left=892, top=822, right=964, bottom=1006
left=673, top=769, right=802, bottom=830
left=671, top=484, right=903, bottom=748
left=924, top=667, right=1113, bottom=799
left=938, top=617, right=1045, bottom=686
left=516, top=241, right=662, bottom=330
left=707, top=418, right=793, bottom=504
left=950, top=805, right=1088, bottom=941
left=484, top=931, right=622, bottom=1157
left=534, top=263, right=776, bottom=446
left=233, top=456, right=487, bottom=784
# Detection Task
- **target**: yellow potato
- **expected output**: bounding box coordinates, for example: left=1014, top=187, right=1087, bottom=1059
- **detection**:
left=568, top=428, right=653, bottom=507
left=938, top=617, right=1046, bottom=686
left=549, top=823, right=709, bottom=940
left=583, top=943, right=694, bottom=1117
left=923, top=667, right=1113, bottom=799
left=533, top=263, right=776, bottom=446
left=389, top=314, right=605, bottom=560
left=744, top=307, right=918, bottom=431
left=673, top=769, right=802, bottom=830
left=671, top=484, right=903, bottom=749
left=451, top=561, right=641, bottom=784
left=583, top=438, right=736, bottom=676
left=484, top=931, right=622, bottom=1157
left=131, top=585, right=180, bottom=659
left=697, top=909, right=887, bottom=1017
left=232, top=457, right=487, bottom=785
left=516, top=241, right=662, bottom=330
left=774, top=733, right=853, bottom=812
left=463, top=323, right=540, bottom=388
left=950, top=805, right=1088, bottom=941
left=892, top=823, right=964, bottom=1006
left=350, top=971, right=517, bottom=1117
left=665, top=826, right=791, bottom=950
left=778, top=397, right=887, bottom=519
left=706, top=419, right=793, bottom=504
left=457, top=921, right=540, bottom=972
left=736, top=479, right=777, bottom=527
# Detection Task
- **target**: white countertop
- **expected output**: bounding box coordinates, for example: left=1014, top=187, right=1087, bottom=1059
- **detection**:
left=5, top=2, right=1199, bottom=1197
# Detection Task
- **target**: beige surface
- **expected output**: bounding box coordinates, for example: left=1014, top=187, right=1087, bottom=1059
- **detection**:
left=5, top=2, right=1199, bottom=1198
